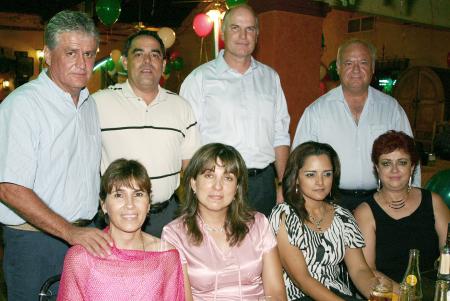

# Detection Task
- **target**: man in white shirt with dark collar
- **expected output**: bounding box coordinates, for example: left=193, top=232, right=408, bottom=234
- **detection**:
left=93, top=30, right=200, bottom=237
left=180, top=4, right=290, bottom=217
left=292, top=38, right=419, bottom=211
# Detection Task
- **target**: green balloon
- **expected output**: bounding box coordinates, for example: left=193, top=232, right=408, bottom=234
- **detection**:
left=425, top=169, right=450, bottom=208
left=172, top=57, right=184, bottom=71
left=105, top=59, right=115, bottom=71
left=96, top=0, right=121, bottom=27
left=225, top=0, right=247, bottom=9
left=164, top=62, right=172, bottom=75
left=327, top=60, right=340, bottom=81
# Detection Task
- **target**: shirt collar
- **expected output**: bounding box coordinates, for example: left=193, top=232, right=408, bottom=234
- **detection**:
left=39, top=69, right=90, bottom=107
left=335, top=85, right=373, bottom=106
left=215, top=49, right=258, bottom=75
left=123, top=79, right=167, bottom=104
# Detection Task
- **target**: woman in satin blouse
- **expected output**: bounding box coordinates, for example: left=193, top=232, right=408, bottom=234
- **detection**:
left=162, top=143, right=287, bottom=300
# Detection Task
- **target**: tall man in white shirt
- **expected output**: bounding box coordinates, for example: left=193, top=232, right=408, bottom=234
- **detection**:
left=180, top=5, right=290, bottom=217
left=292, top=38, right=419, bottom=211
left=0, top=11, right=112, bottom=300
left=93, top=30, right=200, bottom=237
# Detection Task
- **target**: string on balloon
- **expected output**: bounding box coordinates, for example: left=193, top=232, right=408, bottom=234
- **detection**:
left=193, top=13, right=213, bottom=64
left=199, top=37, right=210, bottom=65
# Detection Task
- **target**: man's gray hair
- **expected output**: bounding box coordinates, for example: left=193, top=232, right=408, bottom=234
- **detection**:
left=336, top=38, right=377, bottom=67
left=44, top=10, right=99, bottom=50
left=221, top=4, right=259, bottom=34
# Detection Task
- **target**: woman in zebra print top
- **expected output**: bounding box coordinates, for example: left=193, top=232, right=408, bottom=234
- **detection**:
left=270, top=142, right=376, bottom=301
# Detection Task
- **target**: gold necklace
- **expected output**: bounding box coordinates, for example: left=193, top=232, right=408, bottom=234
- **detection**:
left=308, top=205, right=329, bottom=232
left=380, top=188, right=410, bottom=210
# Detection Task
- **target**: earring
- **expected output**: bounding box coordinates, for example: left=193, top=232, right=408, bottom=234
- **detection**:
left=295, top=184, right=299, bottom=194
left=377, top=178, right=381, bottom=191
left=408, top=176, right=412, bottom=192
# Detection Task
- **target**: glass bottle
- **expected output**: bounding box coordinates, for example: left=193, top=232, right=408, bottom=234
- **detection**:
left=399, top=282, right=413, bottom=301
left=434, top=280, right=449, bottom=301
left=402, top=249, right=423, bottom=300
left=437, top=223, right=450, bottom=299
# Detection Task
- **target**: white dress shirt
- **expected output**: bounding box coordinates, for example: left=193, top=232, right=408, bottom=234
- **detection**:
left=180, top=50, right=290, bottom=169
left=0, top=71, right=101, bottom=225
left=292, top=85, right=420, bottom=190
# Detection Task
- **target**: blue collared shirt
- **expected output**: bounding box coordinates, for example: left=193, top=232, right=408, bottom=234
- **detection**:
left=0, top=70, right=101, bottom=225
left=180, top=50, right=290, bottom=169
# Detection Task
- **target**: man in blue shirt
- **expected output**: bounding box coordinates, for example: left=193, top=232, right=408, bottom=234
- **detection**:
left=0, top=11, right=112, bottom=300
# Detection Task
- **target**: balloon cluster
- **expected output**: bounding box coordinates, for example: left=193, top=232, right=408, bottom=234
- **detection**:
left=96, top=0, right=121, bottom=27
left=160, top=50, right=184, bottom=86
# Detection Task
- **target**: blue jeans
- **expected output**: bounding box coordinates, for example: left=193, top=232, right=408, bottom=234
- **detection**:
left=2, top=226, right=68, bottom=301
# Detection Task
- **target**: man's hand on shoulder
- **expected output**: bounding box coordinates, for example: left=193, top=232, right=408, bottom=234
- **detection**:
left=65, top=225, right=113, bottom=257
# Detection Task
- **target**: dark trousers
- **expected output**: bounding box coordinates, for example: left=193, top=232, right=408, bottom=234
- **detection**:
left=336, top=189, right=377, bottom=212
left=2, top=226, right=69, bottom=301
left=143, top=195, right=179, bottom=238
left=247, top=164, right=276, bottom=217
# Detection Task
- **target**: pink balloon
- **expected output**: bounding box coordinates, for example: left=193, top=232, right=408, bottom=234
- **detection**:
left=193, top=13, right=213, bottom=38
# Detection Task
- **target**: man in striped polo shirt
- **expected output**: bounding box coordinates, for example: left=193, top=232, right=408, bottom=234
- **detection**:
left=93, top=30, right=200, bottom=237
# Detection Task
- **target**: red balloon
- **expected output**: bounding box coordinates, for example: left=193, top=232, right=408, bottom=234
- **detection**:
left=193, top=13, right=213, bottom=38
left=169, top=50, right=180, bottom=62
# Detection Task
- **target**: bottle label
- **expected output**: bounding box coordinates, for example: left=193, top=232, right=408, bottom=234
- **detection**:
left=439, top=254, right=450, bottom=275
left=406, top=274, right=417, bottom=286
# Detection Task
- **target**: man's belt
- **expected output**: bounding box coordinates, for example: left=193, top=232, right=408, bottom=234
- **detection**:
left=338, top=189, right=377, bottom=197
left=7, top=218, right=93, bottom=232
left=248, top=163, right=273, bottom=177
left=149, top=194, right=176, bottom=214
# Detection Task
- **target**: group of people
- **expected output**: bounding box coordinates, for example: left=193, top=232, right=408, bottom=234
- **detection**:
left=0, top=4, right=448, bottom=301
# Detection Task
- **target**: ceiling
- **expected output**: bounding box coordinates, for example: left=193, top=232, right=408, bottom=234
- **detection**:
left=0, top=0, right=202, bottom=28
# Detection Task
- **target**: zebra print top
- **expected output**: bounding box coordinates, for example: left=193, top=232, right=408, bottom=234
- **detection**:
left=269, top=202, right=365, bottom=300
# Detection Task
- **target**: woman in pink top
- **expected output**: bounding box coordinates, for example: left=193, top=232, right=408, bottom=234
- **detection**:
left=57, top=159, right=192, bottom=301
left=162, top=143, right=287, bottom=300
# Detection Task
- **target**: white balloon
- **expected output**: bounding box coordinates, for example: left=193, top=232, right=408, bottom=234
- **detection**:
left=157, top=27, right=176, bottom=49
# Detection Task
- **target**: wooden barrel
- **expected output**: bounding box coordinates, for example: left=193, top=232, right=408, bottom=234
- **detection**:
left=393, top=66, right=450, bottom=151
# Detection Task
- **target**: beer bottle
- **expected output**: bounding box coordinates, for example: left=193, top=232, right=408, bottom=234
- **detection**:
left=434, top=280, right=449, bottom=301
left=399, top=282, right=413, bottom=301
left=437, top=223, right=450, bottom=299
left=402, top=249, right=422, bottom=300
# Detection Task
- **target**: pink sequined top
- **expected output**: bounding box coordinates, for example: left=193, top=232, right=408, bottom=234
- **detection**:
left=57, top=241, right=185, bottom=301
left=162, top=212, right=277, bottom=300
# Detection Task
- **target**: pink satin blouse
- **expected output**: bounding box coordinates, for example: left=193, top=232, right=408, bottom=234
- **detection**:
left=162, top=212, right=277, bottom=300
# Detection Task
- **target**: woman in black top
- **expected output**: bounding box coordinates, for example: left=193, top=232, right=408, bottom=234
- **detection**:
left=354, top=130, right=449, bottom=291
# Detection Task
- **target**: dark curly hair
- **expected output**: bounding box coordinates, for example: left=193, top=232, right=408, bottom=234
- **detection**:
left=283, top=141, right=341, bottom=222
left=180, top=143, right=254, bottom=247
